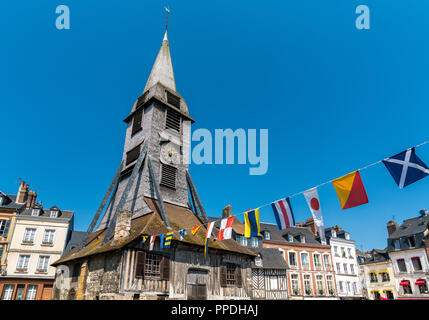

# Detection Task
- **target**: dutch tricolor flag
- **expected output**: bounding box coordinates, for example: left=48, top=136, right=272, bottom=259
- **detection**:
left=271, top=198, right=295, bottom=230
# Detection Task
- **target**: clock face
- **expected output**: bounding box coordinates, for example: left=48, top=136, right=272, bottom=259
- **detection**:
left=160, top=142, right=180, bottom=165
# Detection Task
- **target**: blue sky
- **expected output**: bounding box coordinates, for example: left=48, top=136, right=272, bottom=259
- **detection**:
left=1, top=1, right=428, bottom=251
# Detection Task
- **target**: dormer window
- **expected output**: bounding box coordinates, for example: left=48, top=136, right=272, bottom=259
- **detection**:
left=288, top=234, right=294, bottom=242
left=31, top=209, right=40, bottom=216
left=263, top=231, right=271, bottom=240
left=301, top=235, right=306, bottom=243
left=331, top=230, right=337, bottom=237
left=408, top=236, right=416, bottom=248
left=50, top=211, right=58, bottom=218
left=345, top=232, right=350, bottom=240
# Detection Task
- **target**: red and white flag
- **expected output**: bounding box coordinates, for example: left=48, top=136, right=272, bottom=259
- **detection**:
left=303, top=187, right=326, bottom=244
left=149, top=235, right=156, bottom=251
left=217, top=217, right=234, bottom=240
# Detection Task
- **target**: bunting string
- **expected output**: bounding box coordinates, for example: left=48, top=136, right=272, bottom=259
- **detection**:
left=138, top=139, right=429, bottom=247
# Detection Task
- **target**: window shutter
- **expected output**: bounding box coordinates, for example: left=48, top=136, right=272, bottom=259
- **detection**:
left=2, top=220, right=11, bottom=237
left=132, top=108, right=143, bottom=135
left=135, top=251, right=146, bottom=278
left=161, top=256, right=170, bottom=280
left=220, top=265, right=227, bottom=287
left=166, top=91, right=181, bottom=109
left=0, top=247, right=4, bottom=262
left=235, top=266, right=242, bottom=288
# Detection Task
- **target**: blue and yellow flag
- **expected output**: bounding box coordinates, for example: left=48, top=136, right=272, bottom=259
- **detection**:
left=244, top=209, right=260, bottom=238
left=164, top=232, right=173, bottom=248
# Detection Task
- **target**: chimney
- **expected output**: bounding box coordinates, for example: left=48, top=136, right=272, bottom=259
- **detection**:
left=387, top=221, right=399, bottom=237
left=114, top=210, right=131, bottom=240
left=26, top=191, right=37, bottom=208
left=222, top=205, right=232, bottom=219
left=303, top=218, right=317, bottom=235
left=17, top=181, right=29, bottom=204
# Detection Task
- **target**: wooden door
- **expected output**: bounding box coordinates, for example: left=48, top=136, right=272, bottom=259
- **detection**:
left=186, top=269, right=208, bottom=300
left=41, top=285, right=53, bottom=300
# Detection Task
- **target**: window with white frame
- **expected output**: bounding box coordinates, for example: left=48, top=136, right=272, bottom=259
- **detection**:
left=341, top=247, right=346, bottom=258
left=263, top=231, right=270, bottom=240
left=303, top=274, right=312, bottom=295
left=26, top=285, right=37, bottom=300
left=327, top=275, right=334, bottom=295
left=0, top=220, right=7, bottom=234
left=336, top=262, right=341, bottom=273
left=300, top=235, right=306, bottom=243
left=23, top=228, right=36, bottom=244
left=343, top=263, right=348, bottom=274
left=323, top=255, right=331, bottom=269
left=269, top=275, right=278, bottom=290
left=50, top=210, right=58, bottom=218
left=288, top=252, right=297, bottom=267
left=37, top=256, right=50, bottom=272
left=334, top=246, right=339, bottom=256
left=16, top=255, right=30, bottom=271
left=288, top=234, right=293, bottom=242
left=31, top=209, right=40, bottom=216
left=301, top=253, right=309, bottom=268
left=313, top=253, right=321, bottom=268
left=338, top=281, right=344, bottom=293
left=316, top=275, right=324, bottom=295
left=353, top=282, right=358, bottom=294
left=350, top=264, right=355, bottom=274
left=1, top=285, right=14, bottom=300
left=291, top=274, right=300, bottom=294
left=42, top=230, right=55, bottom=245
left=346, top=281, right=351, bottom=293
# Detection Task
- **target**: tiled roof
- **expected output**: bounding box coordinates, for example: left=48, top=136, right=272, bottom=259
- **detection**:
left=53, top=197, right=256, bottom=265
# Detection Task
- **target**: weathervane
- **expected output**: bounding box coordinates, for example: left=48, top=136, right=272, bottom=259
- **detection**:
left=164, top=6, right=170, bottom=31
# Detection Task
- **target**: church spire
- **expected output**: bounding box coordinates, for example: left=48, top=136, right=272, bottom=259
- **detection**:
left=143, top=31, right=176, bottom=93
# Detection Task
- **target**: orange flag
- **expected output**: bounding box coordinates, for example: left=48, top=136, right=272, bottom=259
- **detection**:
left=191, top=225, right=202, bottom=236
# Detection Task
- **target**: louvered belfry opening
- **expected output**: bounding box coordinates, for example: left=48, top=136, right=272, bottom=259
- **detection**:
left=131, top=107, right=143, bottom=135
left=160, top=163, right=177, bottom=189
left=126, top=144, right=141, bottom=165
left=165, top=107, right=181, bottom=133
left=166, top=91, right=180, bottom=108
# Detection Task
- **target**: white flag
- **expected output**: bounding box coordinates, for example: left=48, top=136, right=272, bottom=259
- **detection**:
left=303, top=187, right=326, bottom=244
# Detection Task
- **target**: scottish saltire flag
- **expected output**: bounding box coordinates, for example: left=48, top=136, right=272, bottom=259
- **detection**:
left=178, top=229, right=187, bottom=240
left=149, top=235, right=156, bottom=251
left=244, top=209, right=260, bottom=238
left=204, top=222, right=215, bottom=259
left=217, top=217, right=234, bottom=240
left=271, top=198, right=295, bottom=230
left=383, top=148, right=429, bottom=189
left=159, top=234, right=165, bottom=248
left=164, top=232, right=173, bottom=248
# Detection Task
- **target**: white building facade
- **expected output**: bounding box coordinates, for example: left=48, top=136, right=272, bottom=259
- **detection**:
left=325, top=227, right=363, bottom=299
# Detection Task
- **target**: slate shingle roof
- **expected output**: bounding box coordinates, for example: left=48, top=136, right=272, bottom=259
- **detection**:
left=260, top=222, right=326, bottom=246
left=0, top=194, right=25, bottom=211
left=389, top=214, right=429, bottom=239
left=249, top=247, right=289, bottom=269
left=62, top=231, right=88, bottom=256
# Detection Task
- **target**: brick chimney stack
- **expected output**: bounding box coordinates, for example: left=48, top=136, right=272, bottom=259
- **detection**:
left=222, top=205, right=232, bottom=219
left=26, top=191, right=37, bottom=208
left=114, top=210, right=131, bottom=240
left=302, top=218, right=318, bottom=235
left=387, top=221, right=399, bottom=237
left=17, top=181, right=29, bottom=204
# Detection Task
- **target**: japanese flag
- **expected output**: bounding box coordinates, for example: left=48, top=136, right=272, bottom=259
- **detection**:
left=303, top=187, right=326, bottom=244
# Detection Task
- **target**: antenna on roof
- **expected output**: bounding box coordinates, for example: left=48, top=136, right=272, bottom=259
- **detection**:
left=419, top=209, right=428, bottom=217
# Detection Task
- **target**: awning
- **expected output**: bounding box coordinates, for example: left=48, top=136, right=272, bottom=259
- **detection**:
left=415, top=279, right=426, bottom=286
left=400, top=280, right=410, bottom=286
left=377, top=270, right=389, bottom=274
